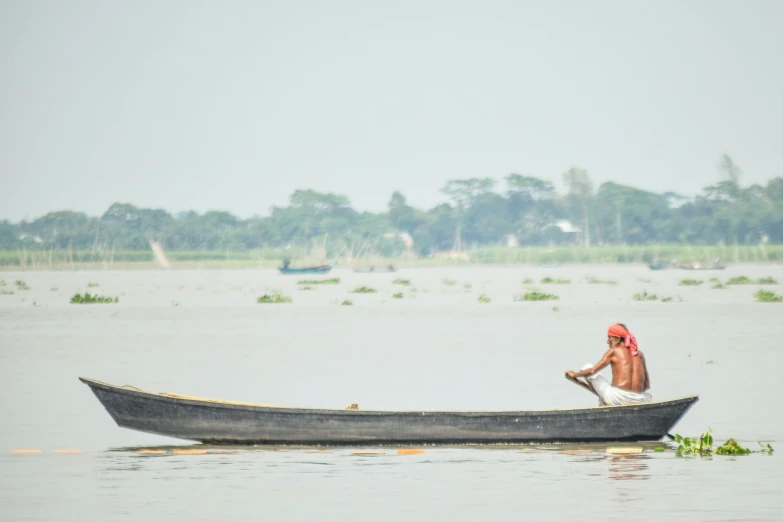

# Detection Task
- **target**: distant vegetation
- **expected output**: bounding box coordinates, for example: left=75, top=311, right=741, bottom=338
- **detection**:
left=70, top=293, right=118, bottom=304
left=3, top=157, right=783, bottom=267
left=392, top=279, right=411, bottom=286
left=441, top=279, right=457, bottom=286
left=15, top=280, right=29, bottom=290
left=679, top=279, right=703, bottom=286
left=341, top=299, right=353, bottom=306
left=392, top=292, right=403, bottom=299
left=352, top=286, right=377, bottom=294
left=477, top=294, right=491, bottom=303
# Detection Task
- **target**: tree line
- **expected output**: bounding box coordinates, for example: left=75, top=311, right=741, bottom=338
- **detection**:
left=3, top=155, right=782, bottom=257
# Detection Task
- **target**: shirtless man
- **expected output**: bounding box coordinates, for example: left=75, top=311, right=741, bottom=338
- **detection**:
left=566, top=323, right=652, bottom=406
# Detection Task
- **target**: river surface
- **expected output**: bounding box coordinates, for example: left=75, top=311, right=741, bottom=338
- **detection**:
left=1, top=265, right=781, bottom=521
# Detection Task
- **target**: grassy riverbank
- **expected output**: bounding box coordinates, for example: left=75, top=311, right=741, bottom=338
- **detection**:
left=2, top=244, right=781, bottom=270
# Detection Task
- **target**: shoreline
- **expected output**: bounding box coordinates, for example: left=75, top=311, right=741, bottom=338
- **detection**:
left=2, top=245, right=781, bottom=271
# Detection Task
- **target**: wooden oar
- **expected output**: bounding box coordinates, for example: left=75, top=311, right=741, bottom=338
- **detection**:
left=565, top=372, right=599, bottom=397
left=565, top=372, right=675, bottom=441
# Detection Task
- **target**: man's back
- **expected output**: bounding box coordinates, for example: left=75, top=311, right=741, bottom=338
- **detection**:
left=610, top=347, right=649, bottom=393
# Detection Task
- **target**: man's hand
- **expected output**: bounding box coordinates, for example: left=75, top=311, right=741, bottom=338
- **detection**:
left=566, top=370, right=578, bottom=379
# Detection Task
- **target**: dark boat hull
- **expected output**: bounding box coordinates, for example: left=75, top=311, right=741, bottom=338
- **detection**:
left=80, top=378, right=698, bottom=445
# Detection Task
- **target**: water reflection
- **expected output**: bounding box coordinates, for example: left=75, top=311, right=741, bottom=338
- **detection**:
left=606, top=454, right=649, bottom=482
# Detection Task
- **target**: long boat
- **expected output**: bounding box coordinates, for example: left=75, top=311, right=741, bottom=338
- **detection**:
left=278, top=264, right=333, bottom=274
left=79, top=378, right=698, bottom=445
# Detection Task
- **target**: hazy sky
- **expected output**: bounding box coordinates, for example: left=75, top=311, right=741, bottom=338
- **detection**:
left=2, top=1, right=782, bottom=221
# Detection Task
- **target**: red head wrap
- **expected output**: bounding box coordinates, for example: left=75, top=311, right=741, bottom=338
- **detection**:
left=608, top=323, right=638, bottom=356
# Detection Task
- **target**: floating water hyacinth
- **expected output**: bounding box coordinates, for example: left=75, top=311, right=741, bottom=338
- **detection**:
left=754, top=289, right=783, bottom=302
left=392, top=292, right=403, bottom=299
left=587, top=277, right=616, bottom=285
left=70, top=293, right=118, bottom=304
left=678, top=279, right=703, bottom=286
left=341, top=299, right=353, bottom=306
left=392, top=279, right=411, bottom=286
left=352, top=286, right=377, bottom=294
left=515, top=291, right=558, bottom=301
left=632, top=290, right=658, bottom=301
left=257, top=293, right=292, bottom=303
left=477, top=294, right=491, bottom=303
left=297, top=278, right=340, bottom=285
left=541, top=277, right=570, bottom=284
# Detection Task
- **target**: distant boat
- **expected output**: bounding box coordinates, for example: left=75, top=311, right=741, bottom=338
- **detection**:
left=648, top=262, right=670, bottom=270
left=278, top=264, right=333, bottom=274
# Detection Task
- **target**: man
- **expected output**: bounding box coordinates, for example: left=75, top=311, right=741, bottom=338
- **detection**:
left=566, top=323, right=652, bottom=406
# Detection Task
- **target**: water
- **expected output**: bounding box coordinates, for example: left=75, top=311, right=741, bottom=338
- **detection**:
left=1, top=265, right=781, bottom=521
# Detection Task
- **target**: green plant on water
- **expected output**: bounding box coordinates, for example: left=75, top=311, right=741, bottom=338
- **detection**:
left=516, top=291, right=559, bottom=302
left=0, top=280, right=6, bottom=286
left=674, top=428, right=766, bottom=457
left=726, top=276, right=753, bottom=285
left=392, top=292, right=403, bottom=299
left=392, top=279, right=411, bottom=286
left=678, top=279, right=703, bottom=286
left=638, top=278, right=653, bottom=283
left=70, top=293, right=119, bottom=304
left=661, top=296, right=682, bottom=303
left=632, top=290, right=658, bottom=301
left=0, top=290, right=14, bottom=296
left=352, top=286, right=377, bottom=294
left=522, top=278, right=534, bottom=284
left=477, top=294, right=491, bottom=303
left=754, top=289, right=783, bottom=302
left=299, top=286, right=314, bottom=291
left=711, top=283, right=726, bottom=289
left=442, top=278, right=457, bottom=286
left=87, top=282, right=99, bottom=288
left=757, top=276, right=778, bottom=284
left=715, top=439, right=752, bottom=455
left=541, top=277, right=570, bottom=284
left=654, top=447, right=665, bottom=452
left=256, top=292, right=292, bottom=303
left=341, top=299, right=353, bottom=306
left=703, top=360, right=716, bottom=364
left=587, top=277, right=616, bottom=285
left=463, top=283, right=472, bottom=290
left=297, top=278, right=340, bottom=285
left=51, top=287, right=58, bottom=292
left=15, top=280, right=29, bottom=290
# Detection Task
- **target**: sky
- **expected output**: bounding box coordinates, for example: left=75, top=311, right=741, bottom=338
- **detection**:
left=1, top=0, right=782, bottom=221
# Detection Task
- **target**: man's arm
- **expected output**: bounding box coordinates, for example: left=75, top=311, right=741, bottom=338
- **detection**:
left=641, top=353, right=651, bottom=391
left=567, top=348, right=614, bottom=379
